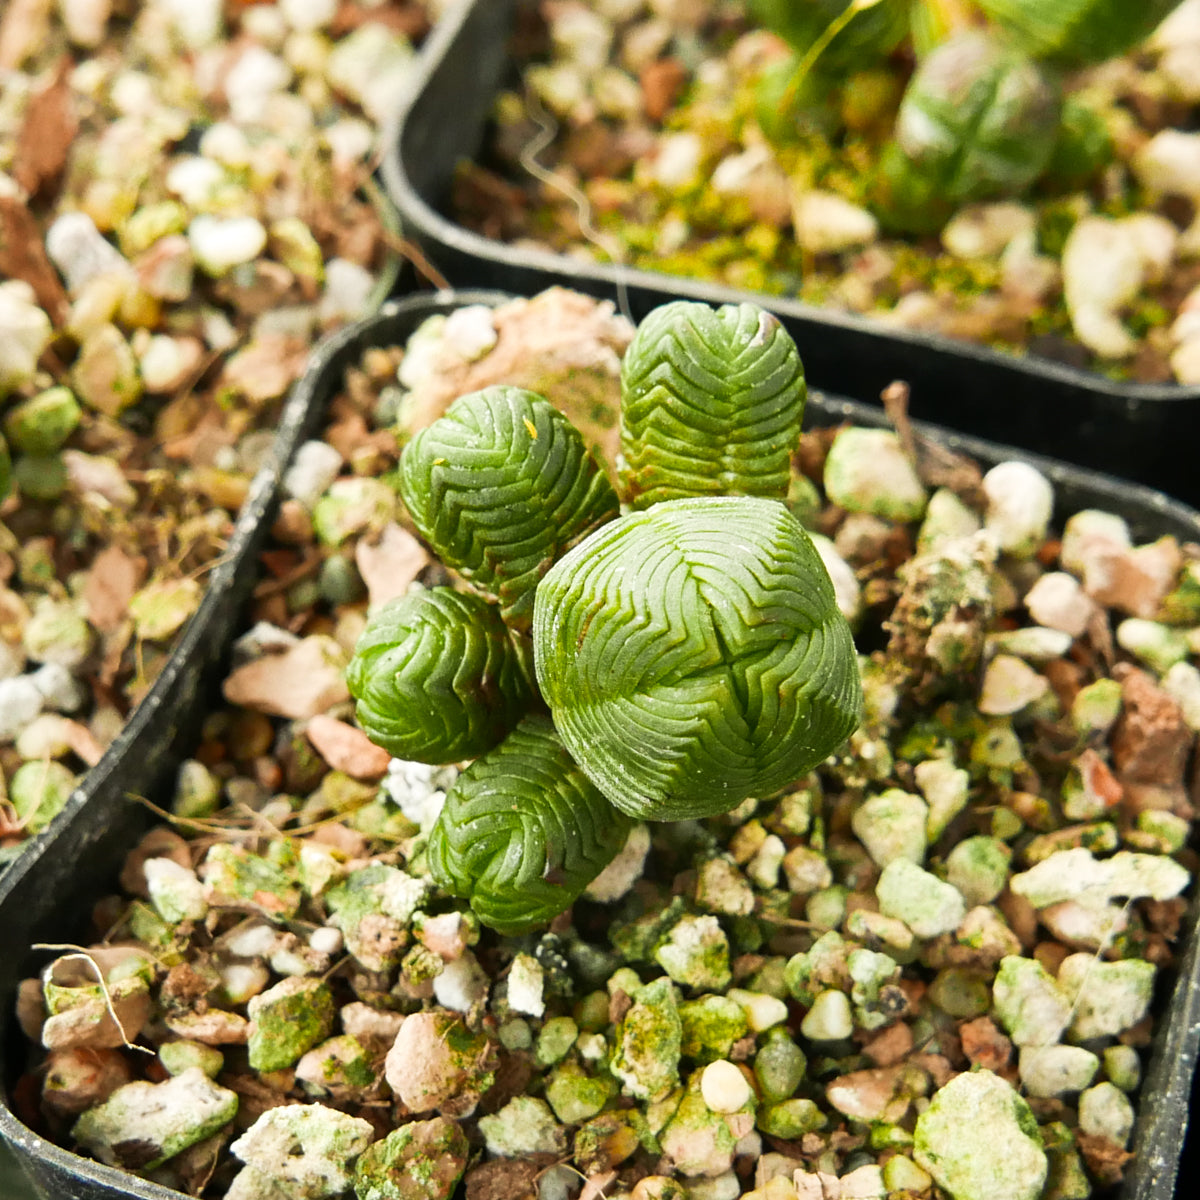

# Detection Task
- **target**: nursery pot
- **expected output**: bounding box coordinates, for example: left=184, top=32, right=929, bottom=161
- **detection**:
left=1, top=291, right=1198, bottom=1199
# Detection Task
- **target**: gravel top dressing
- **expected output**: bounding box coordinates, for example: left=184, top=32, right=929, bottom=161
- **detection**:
left=0, top=0, right=434, bottom=861
left=451, top=0, right=1200, bottom=385
left=9, top=289, right=1200, bottom=1200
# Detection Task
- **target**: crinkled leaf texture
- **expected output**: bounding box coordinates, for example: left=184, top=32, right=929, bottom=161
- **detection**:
left=427, top=714, right=634, bottom=935
left=346, top=587, right=534, bottom=764
left=400, top=386, right=619, bottom=631
left=534, top=496, right=863, bottom=821
left=620, top=301, right=806, bottom=510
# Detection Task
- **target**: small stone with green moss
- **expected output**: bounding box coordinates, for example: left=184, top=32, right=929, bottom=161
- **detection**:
left=535, top=1016, right=579, bottom=1067
left=72, top=1069, right=238, bottom=1173
left=545, top=1060, right=616, bottom=1124
left=757, top=1098, right=825, bottom=1139
left=753, top=1028, right=807, bottom=1102
left=226, top=1103, right=374, bottom=1200
left=824, top=428, right=928, bottom=522
left=353, top=1117, right=467, bottom=1200
left=678, top=994, right=748, bottom=1064
left=914, top=1070, right=1046, bottom=1200
left=610, top=977, right=682, bottom=1101
left=247, top=977, right=335, bottom=1072
left=477, top=1095, right=566, bottom=1157
left=1057, top=954, right=1155, bottom=1040
left=945, top=835, right=1011, bottom=906
left=852, top=787, right=928, bottom=867
left=158, top=1040, right=224, bottom=1079
left=654, top=914, right=732, bottom=991
left=295, top=1035, right=376, bottom=1097
left=875, top=859, right=966, bottom=938
left=991, top=956, right=1071, bottom=1046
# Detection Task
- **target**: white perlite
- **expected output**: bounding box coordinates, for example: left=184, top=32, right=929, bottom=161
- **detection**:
left=875, top=859, right=966, bottom=938
left=913, top=1071, right=1047, bottom=1200
left=284, top=441, right=344, bottom=510
left=1010, top=847, right=1190, bottom=908
left=507, top=953, right=546, bottom=1018
left=225, top=1103, right=374, bottom=1200
left=585, top=822, right=651, bottom=902
left=981, top=461, right=1054, bottom=558
left=72, top=1069, right=238, bottom=1172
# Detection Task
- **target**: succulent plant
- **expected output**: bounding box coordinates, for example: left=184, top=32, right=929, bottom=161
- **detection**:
left=427, top=715, right=633, bottom=935
left=749, top=0, right=909, bottom=71
left=874, top=30, right=1061, bottom=233
left=533, top=496, right=862, bottom=821
left=347, top=300, right=863, bottom=932
left=399, top=385, right=619, bottom=631
left=620, top=302, right=807, bottom=510
left=976, top=0, right=1183, bottom=68
left=345, top=587, right=534, bottom=763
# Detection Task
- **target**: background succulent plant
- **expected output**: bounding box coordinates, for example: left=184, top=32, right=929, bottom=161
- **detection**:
left=427, top=715, right=633, bottom=935
left=975, top=0, right=1183, bottom=67
left=347, top=301, right=863, bottom=932
left=874, top=30, right=1062, bottom=233
left=750, top=0, right=1184, bottom=235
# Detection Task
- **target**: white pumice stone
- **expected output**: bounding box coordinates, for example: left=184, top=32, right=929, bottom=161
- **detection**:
left=46, top=212, right=132, bottom=293
left=982, top=461, right=1054, bottom=558
left=0, top=676, right=45, bottom=743
left=700, top=1060, right=752, bottom=1113
left=283, top=441, right=344, bottom=510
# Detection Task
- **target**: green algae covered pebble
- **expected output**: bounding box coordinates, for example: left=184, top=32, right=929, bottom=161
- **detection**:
left=4, top=385, right=81, bottom=455
left=72, top=1069, right=238, bottom=1173
left=399, top=385, right=619, bottom=631
left=427, top=714, right=633, bottom=935
left=354, top=1116, right=468, bottom=1200
left=610, top=976, right=683, bottom=1101
left=346, top=587, right=534, bottom=764
left=619, top=300, right=806, bottom=510
left=824, top=427, right=928, bottom=521
left=534, top=496, right=862, bottom=821
left=246, top=977, right=335, bottom=1072
left=914, top=1070, right=1047, bottom=1200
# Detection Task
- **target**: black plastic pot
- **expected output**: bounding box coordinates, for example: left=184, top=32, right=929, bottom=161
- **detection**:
left=3, top=289, right=1199, bottom=1198
left=381, top=0, right=1200, bottom=506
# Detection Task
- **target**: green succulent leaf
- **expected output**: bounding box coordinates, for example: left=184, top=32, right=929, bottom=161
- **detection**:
left=399, top=386, right=620, bottom=632
left=976, top=0, right=1182, bottom=68
left=533, top=497, right=862, bottom=822
left=749, top=0, right=909, bottom=70
left=874, top=30, right=1061, bottom=232
left=427, top=714, right=634, bottom=934
left=620, top=302, right=807, bottom=510
left=345, top=587, right=534, bottom=764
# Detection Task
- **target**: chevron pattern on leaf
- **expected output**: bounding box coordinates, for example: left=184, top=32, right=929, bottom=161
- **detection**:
left=346, top=587, right=534, bottom=764
left=427, top=714, right=634, bottom=934
left=620, top=301, right=806, bottom=510
left=400, top=386, right=619, bottom=631
left=534, top=497, right=862, bottom=821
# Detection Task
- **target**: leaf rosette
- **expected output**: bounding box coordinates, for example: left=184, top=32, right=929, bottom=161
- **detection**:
left=427, top=714, right=633, bottom=934
left=346, top=587, right=534, bottom=764
left=400, top=385, right=619, bottom=631
left=533, top=496, right=862, bottom=821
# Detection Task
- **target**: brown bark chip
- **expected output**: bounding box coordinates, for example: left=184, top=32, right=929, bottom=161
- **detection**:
left=0, top=196, right=68, bottom=322
left=14, top=58, right=77, bottom=199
